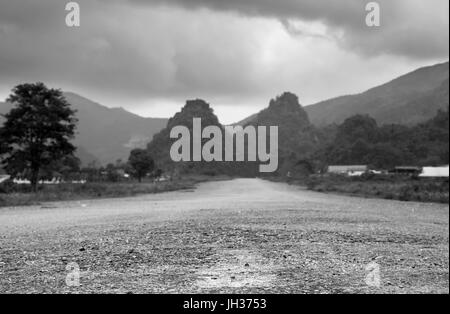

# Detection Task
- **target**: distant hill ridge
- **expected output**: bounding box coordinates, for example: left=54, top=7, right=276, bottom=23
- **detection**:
left=1, top=61, right=448, bottom=167
left=0, top=92, right=168, bottom=166
left=234, top=61, right=449, bottom=127
left=305, top=61, right=449, bottom=126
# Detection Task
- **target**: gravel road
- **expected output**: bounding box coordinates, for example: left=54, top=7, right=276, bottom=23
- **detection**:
left=0, top=179, right=448, bottom=293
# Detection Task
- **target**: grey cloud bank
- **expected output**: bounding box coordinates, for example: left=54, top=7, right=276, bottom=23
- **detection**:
left=127, top=0, right=449, bottom=58
left=0, top=0, right=448, bottom=123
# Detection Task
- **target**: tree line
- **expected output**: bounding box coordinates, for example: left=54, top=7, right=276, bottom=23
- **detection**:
left=315, top=110, right=449, bottom=170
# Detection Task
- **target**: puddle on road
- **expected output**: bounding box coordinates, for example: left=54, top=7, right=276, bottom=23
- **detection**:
left=194, top=249, right=277, bottom=289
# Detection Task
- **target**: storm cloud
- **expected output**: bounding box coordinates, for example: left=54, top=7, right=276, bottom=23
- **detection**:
left=128, top=0, right=450, bottom=59
left=0, top=0, right=448, bottom=123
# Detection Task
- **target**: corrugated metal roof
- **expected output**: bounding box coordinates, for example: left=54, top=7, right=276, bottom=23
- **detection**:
left=420, top=166, right=449, bottom=177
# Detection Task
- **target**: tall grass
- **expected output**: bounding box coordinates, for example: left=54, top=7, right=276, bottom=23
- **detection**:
left=305, top=175, right=449, bottom=203
left=0, top=175, right=230, bottom=207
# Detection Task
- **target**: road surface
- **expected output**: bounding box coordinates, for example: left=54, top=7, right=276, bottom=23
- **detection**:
left=0, top=179, right=448, bottom=293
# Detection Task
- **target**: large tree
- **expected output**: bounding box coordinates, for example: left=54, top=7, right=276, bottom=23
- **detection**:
left=0, top=82, right=77, bottom=191
left=128, top=149, right=154, bottom=182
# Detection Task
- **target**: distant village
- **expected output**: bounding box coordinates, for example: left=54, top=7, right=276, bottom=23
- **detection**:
left=326, top=165, right=449, bottom=178
left=1, top=164, right=448, bottom=186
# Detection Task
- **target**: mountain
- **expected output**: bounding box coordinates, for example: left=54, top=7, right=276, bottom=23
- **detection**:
left=146, top=94, right=319, bottom=176
left=305, top=61, right=449, bottom=126
left=63, top=92, right=168, bottom=166
left=1, top=93, right=168, bottom=166
left=234, top=62, right=449, bottom=127
left=248, top=92, right=320, bottom=175
left=147, top=99, right=239, bottom=175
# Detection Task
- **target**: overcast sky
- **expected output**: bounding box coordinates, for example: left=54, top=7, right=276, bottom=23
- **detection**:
left=0, top=0, right=448, bottom=124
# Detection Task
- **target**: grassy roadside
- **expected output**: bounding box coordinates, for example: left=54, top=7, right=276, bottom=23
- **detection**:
left=270, top=175, right=449, bottom=204
left=0, top=175, right=232, bottom=207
